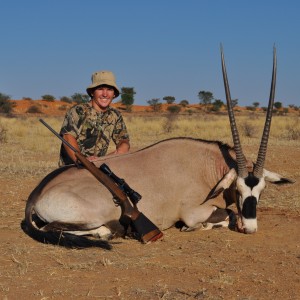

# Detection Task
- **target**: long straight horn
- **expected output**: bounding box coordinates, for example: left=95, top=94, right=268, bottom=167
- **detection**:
left=221, top=45, right=248, bottom=178
left=253, top=46, right=277, bottom=178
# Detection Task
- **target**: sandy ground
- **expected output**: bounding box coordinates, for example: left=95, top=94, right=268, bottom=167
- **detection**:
left=0, top=142, right=299, bottom=300
left=1, top=101, right=299, bottom=299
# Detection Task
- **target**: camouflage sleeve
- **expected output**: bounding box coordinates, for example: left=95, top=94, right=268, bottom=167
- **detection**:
left=60, top=105, right=86, bottom=138
left=112, top=113, right=130, bottom=146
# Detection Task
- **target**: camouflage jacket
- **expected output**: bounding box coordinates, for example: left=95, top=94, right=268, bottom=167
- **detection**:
left=59, top=103, right=129, bottom=165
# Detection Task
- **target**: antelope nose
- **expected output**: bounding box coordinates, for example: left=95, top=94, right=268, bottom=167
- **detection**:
left=244, top=227, right=257, bottom=234
left=242, top=217, right=257, bottom=234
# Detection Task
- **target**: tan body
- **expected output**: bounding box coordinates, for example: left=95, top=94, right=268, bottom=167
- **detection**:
left=25, top=137, right=290, bottom=246
left=35, top=138, right=234, bottom=230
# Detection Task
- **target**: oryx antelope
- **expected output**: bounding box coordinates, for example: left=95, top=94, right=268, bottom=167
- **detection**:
left=24, top=47, right=293, bottom=248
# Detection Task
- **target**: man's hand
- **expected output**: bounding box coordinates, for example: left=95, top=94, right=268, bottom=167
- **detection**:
left=62, top=134, right=81, bottom=163
left=115, top=140, right=130, bottom=154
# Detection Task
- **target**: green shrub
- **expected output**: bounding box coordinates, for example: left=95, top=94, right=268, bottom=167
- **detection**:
left=41, top=94, right=55, bottom=102
left=179, top=100, right=189, bottom=107
left=26, top=105, right=42, bottom=114
left=167, top=105, right=181, bottom=114
left=71, top=93, right=89, bottom=103
left=60, top=96, right=72, bottom=103
left=0, top=93, right=13, bottom=114
left=147, top=98, right=162, bottom=112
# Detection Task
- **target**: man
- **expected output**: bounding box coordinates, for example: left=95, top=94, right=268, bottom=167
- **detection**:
left=59, top=70, right=130, bottom=166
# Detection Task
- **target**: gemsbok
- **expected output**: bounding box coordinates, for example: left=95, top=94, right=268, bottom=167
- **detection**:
left=24, top=47, right=294, bottom=248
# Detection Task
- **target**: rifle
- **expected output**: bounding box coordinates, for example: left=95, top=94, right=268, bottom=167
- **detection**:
left=39, top=118, right=163, bottom=244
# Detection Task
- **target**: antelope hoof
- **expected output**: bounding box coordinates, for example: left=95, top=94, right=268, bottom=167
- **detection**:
left=228, top=213, right=245, bottom=233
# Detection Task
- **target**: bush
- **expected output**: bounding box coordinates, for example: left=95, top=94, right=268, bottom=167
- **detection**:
left=163, top=114, right=178, bottom=133
left=0, top=93, right=13, bottom=114
left=212, top=99, right=224, bottom=112
left=288, top=104, right=299, bottom=111
left=179, top=100, right=189, bottom=107
left=26, top=105, right=42, bottom=114
left=167, top=105, right=181, bottom=114
left=246, top=106, right=256, bottom=111
left=241, top=122, right=256, bottom=138
left=286, top=128, right=300, bottom=140
left=147, top=98, right=162, bottom=112
left=60, top=96, right=72, bottom=103
left=274, top=102, right=282, bottom=110
left=284, top=122, right=300, bottom=140
left=163, top=96, right=175, bottom=104
left=71, top=93, right=89, bottom=104
left=0, top=122, right=7, bottom=143
left=41, top=94, right=55, bottom=102
left=121, top=87, right=135, bottom=107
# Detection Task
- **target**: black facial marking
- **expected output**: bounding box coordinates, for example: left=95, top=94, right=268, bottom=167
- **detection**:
left=245, top=173, right=259, bottom=189
left=242, top=196, right=257, bottom=219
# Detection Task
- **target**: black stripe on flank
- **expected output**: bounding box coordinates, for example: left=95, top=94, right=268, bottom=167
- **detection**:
left=242, top=196, right=257, bottom=219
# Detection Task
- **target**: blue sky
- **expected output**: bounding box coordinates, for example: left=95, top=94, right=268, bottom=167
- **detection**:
left=1, top=0, right=299, bottom=106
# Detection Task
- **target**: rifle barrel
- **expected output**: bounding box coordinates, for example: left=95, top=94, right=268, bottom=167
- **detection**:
left=39, top=118, right=78, bottom=153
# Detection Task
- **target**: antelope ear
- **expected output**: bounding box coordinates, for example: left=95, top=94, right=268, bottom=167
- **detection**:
left=263, top=169, right=295, bottom=184
left=206, top=168, right=237, bottom=199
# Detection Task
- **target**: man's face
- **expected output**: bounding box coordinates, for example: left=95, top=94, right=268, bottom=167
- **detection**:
left=92, top=85, right=115, bottom=111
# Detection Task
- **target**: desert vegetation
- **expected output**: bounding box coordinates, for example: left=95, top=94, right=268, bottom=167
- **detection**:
left=0, top=114, right=299, bottom=179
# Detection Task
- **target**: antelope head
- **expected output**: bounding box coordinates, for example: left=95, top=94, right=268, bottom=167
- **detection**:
left=221, top=46, right=277, bottom=234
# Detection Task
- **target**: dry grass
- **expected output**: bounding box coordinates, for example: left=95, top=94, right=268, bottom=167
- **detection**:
left=0, top=113, right=299, bottom=177
left=0, top=116, right=62, bottom=177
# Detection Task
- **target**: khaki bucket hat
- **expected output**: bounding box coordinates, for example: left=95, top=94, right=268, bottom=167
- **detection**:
left=86, top=70, right=120, bottom=98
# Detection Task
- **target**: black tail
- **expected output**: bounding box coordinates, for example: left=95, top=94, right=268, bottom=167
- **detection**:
left=21, top=219, right=112, bottom=250
left=24, top=166, right=112, bottom=250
